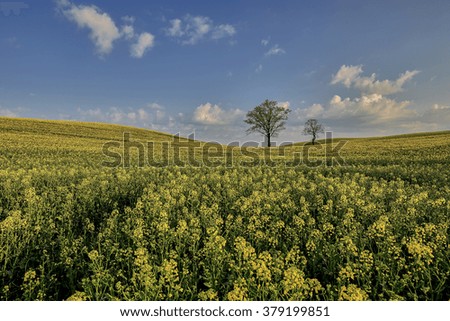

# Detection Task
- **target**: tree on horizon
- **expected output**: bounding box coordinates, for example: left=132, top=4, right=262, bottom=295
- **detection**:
left=303, top=118, right=324, bottom=145
left=244, top=99, right=291, bottom=147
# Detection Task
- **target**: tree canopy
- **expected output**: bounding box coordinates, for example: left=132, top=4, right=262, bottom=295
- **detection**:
left=244, top=99, right=291, bottom=147
left=303, top=118, right=324, bottom=145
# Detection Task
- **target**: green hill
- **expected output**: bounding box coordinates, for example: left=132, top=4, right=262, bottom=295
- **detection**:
left=1, top=116, right=449, bottom=168
left=0, top=117, right=205, bottom=168
left=0, top=116, right=449, bottom=301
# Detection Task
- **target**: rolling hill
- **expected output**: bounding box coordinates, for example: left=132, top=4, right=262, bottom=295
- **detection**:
left=1, top=116, right=449, bottom=168
left=0, top=116, right=449, bottom=301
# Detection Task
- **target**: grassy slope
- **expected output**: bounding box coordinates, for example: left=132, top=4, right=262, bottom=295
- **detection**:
left=0, top=117, right=204, bottom=167
left=1, top=117, right=449, bottom=301
left=1, top=116, right=449, bottom=167
left=0, top=117, right=176, bottom=149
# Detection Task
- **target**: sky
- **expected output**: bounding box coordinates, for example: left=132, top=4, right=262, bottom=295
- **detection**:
left=1, top=0, right=450, bottom=144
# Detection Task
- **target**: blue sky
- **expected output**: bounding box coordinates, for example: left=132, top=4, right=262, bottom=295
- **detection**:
left=1, top=0, right=450, bottom=143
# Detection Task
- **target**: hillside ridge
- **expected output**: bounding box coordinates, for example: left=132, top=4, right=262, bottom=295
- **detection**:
left=2, top=116, right=449, bottom=145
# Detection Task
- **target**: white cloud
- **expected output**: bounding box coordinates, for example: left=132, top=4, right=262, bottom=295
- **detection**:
left=432, top=103, right=450, bottom=110
left=77, top=103, right=167, bottom=125
left=72, top=103, right=258, bottom=143
left=77, top=107, right=102, bottom=118
left=58, top=1, right=155, bottom=58
left=108, top=107, right=129, bottom=123
left=278, top=101, right=291, bottom=110
left=392, top=104, right=450, bottom=133
left=0, top=106, right=20, bottom=117
left=137, top=108, right=148, bottom=121
left=331, top=64, right=420, bottom=95
left=56, top=0, right=70, bottom=7
left=255, top=64, right=263, bottom=73
left=295, top=103, right=324, bottom=119
left=148, top=102, right=164, bottom=110
left=121, top=15, right=135, bottom=24
left=57, top=1, right=121, bottom=55
left=193, top=103, right=224, bottom=125
left=261, top=38, right=270, bottom=46
left=148, top=104, right=166, bottom=122
left=293, top=64, right=424, bottom=130
left=182, top=15, right=211, bottom=45
left=421, top=104, right=450, bottom=123
left=169, top=15, right=211, bottom=45
left=330, top=64, right=363, bottom=87
left=265, top=44, right=285, bottom=56
left=130, top=32, right=155, bottom=58
left=77, top=107, right=124, bottom=123
left=212, top=24, right=236, bottom=39
left=145, top=103, right=166, bottom=123
left=193, top=103, right=244, bottom=125
left=166, top=15, right=235, bottom=45
left=296, top=94, right=417, bottom=126
left=167, top=18, right=184, bottom=37
left=295, top=93, right=415, bottom=128
left=327, top=94, right=415, bottom=123
left=395, top=70, right=419, bottom=88
left=121, top=24, right=134, bottom=40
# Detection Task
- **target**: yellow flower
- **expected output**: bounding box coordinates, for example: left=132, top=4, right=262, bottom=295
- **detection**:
left=198, top=289, right=218, bottom=301
left=339, top=284, right=369, bottom=301
left=227, top=278, right=248, bottom=301
left=282, top=267, right=304, bottom=295
left=66, top=291, right=88, bottom=301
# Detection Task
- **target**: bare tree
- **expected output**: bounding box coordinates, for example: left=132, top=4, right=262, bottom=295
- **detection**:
left=244, top=99, right=291, bottom=147
left=303, top=119, right=324, bottom=145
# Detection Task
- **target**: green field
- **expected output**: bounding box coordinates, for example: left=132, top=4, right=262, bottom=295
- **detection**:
left=0, top=117, right=449, bottom=300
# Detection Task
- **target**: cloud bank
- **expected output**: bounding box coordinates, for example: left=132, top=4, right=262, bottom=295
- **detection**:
left=294, top=64, right=450, bottom=135
left=331, top=64, right=420, bottom=95
left=296, top=65, right=420, bottom=128
left=193, top=103, right=244, bottom=125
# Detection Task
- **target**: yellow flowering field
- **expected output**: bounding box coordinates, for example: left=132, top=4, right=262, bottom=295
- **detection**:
left=0, top=117, right=449, bottom=300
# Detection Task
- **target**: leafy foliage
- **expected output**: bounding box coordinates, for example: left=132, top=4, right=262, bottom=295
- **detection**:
left=244, top=100, right=291, bottom=147
left=303, top=119, right=324, bottom=145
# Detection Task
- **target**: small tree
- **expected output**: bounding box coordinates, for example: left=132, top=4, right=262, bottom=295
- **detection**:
left=244, top=99, right=291, bottom=147
left=303, top=119, right=324, bottom=145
